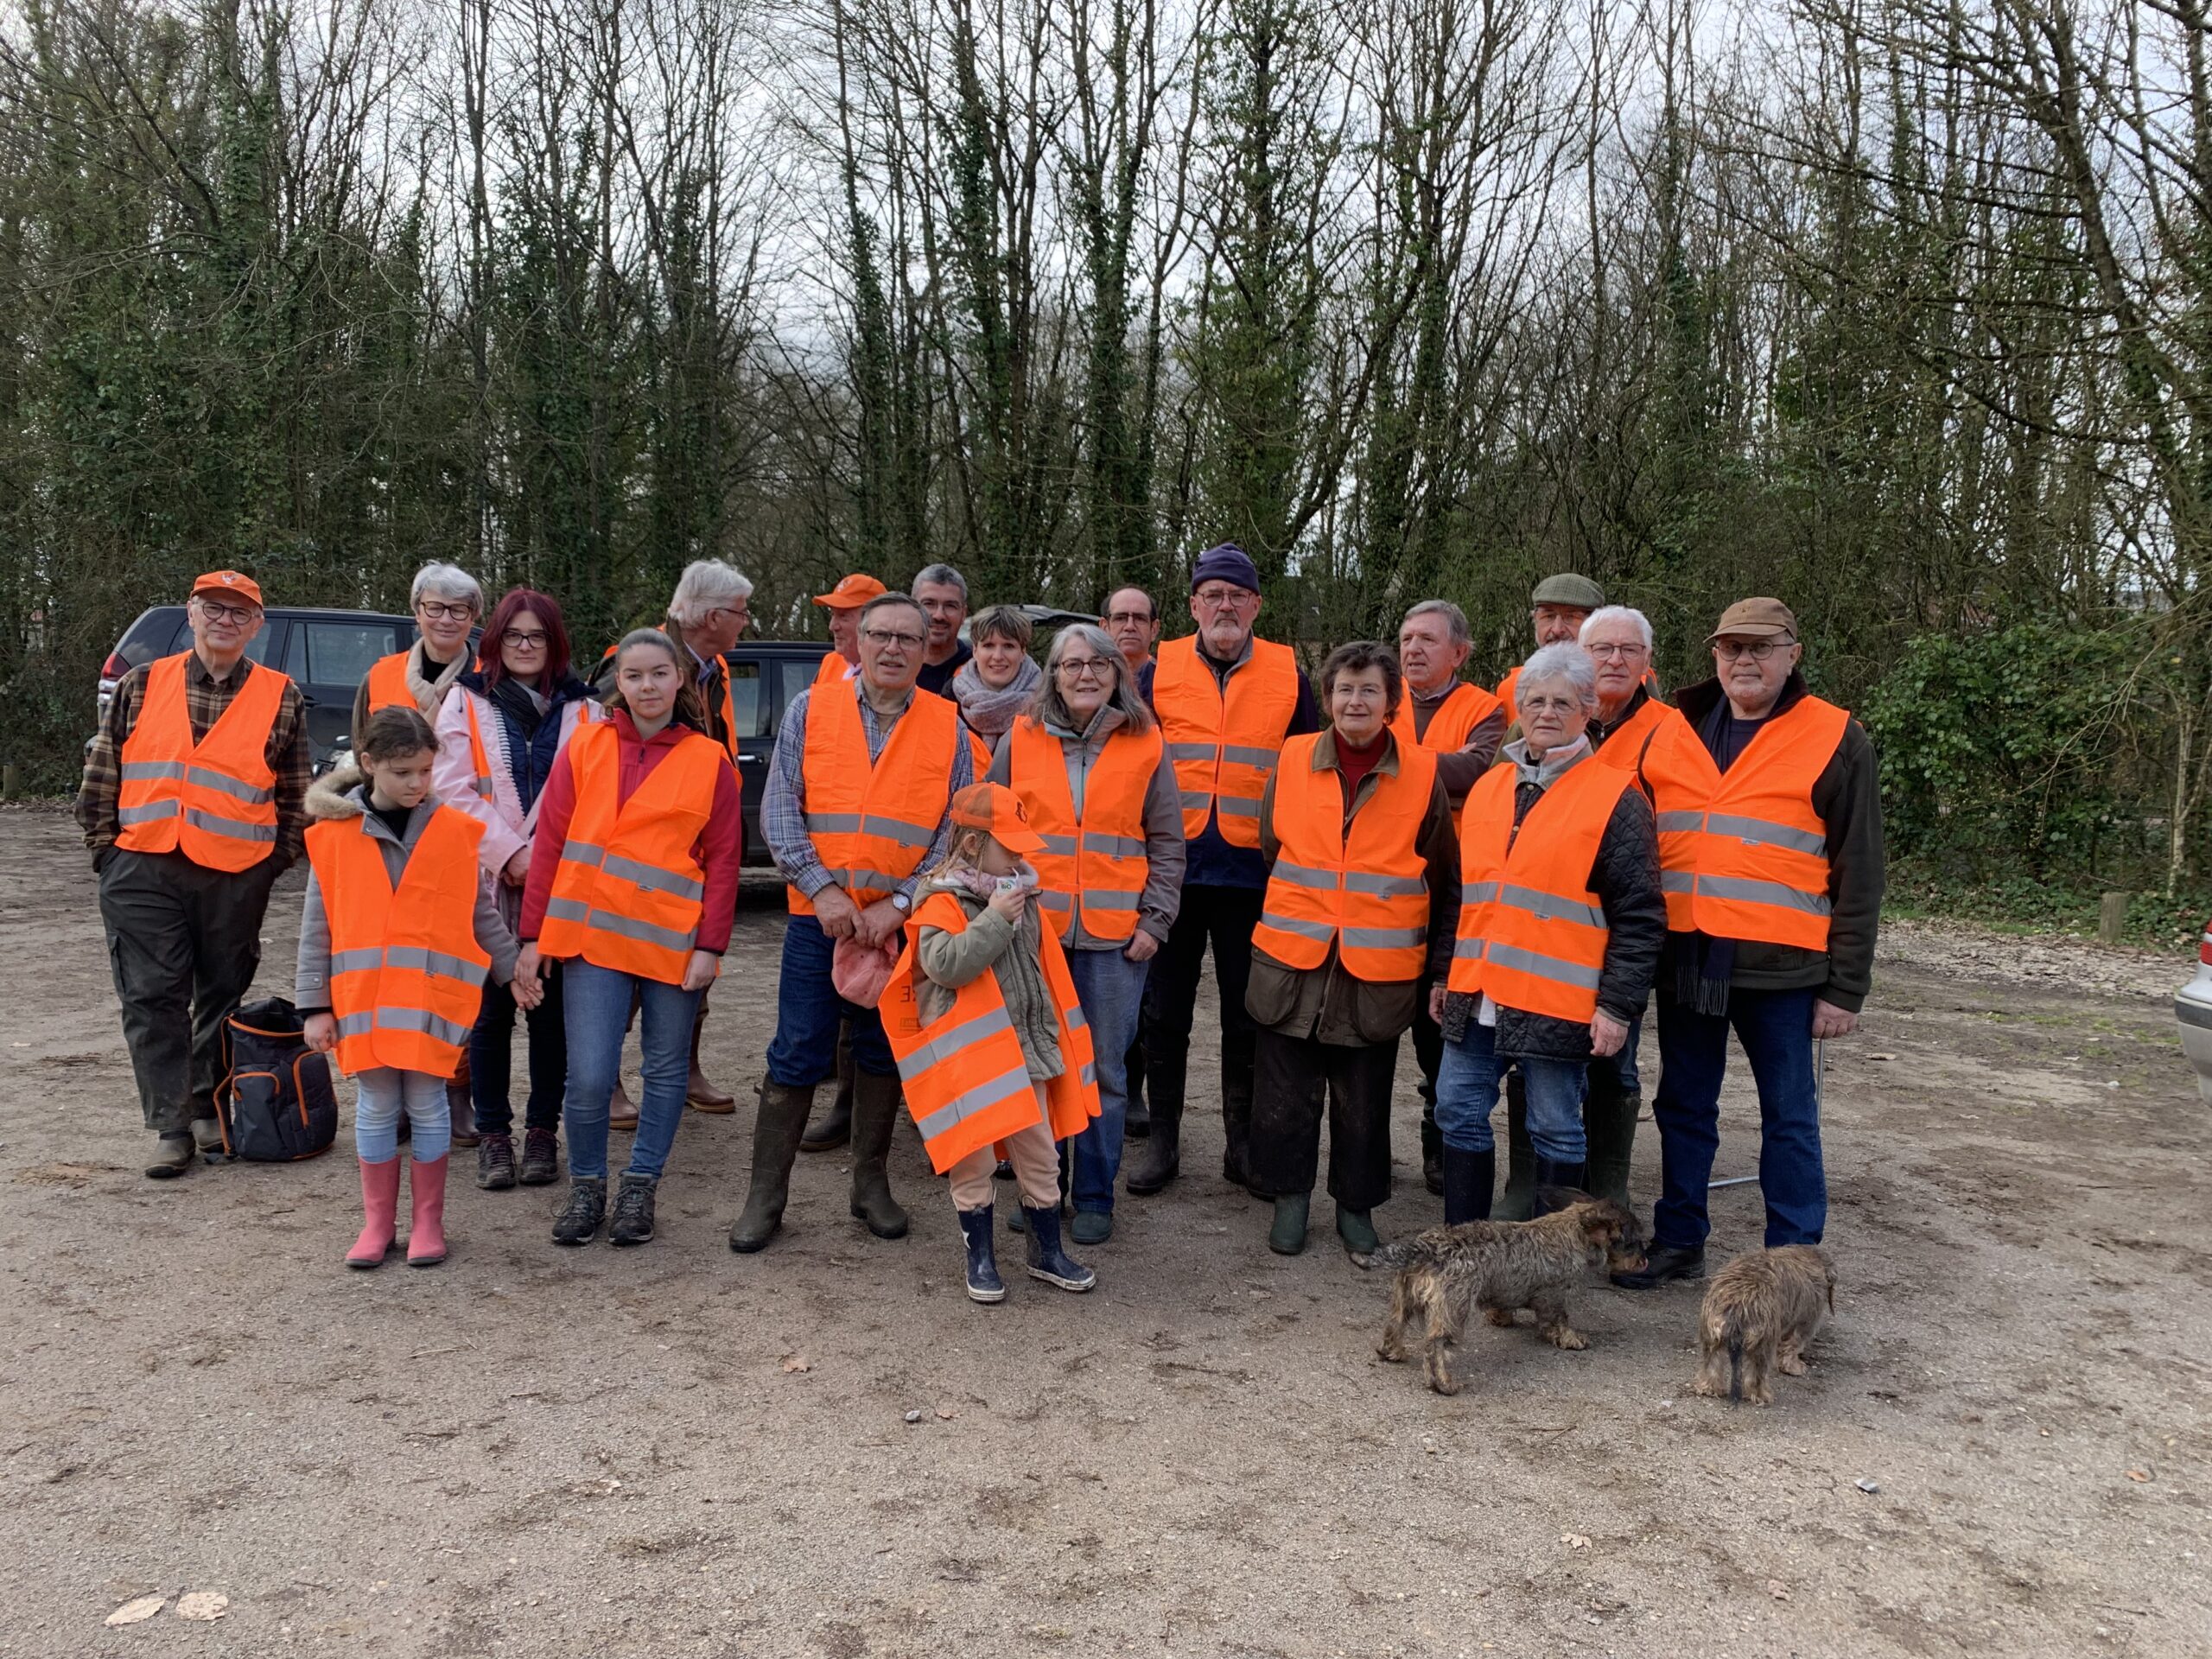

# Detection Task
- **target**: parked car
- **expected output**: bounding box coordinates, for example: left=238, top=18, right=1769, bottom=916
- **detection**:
left=96, top=604, right=434, bottom=770
left=2174, top=918, right=2212, bottom=1103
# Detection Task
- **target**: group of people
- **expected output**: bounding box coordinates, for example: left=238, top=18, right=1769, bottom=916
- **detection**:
left=76, top=543, right=1882, bottom=1303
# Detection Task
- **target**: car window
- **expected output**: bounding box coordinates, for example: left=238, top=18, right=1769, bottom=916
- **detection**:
left=284, top=620, right=403, bottom=687
left=775, top=658, right=823, bottom=730
left=726, top=658, right=769, bottom=741
left=164, top=615, right=276, bottom=665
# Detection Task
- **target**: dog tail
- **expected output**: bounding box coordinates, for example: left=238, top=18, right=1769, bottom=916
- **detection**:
left=1726, top=1328, right=1745, bottom=1406
left=1358, top=1237, right=1415, bottom=1273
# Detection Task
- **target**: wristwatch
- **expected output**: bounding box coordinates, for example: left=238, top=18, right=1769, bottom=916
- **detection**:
left=890, top=892, right=911, bottom=912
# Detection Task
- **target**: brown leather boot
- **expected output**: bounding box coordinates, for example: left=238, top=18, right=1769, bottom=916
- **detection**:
left=685, top=1004, right=734, bottom=1113
left=446, top=1052, right=480, bottom=1149
left=608, top=1077, right=639, bottom=1132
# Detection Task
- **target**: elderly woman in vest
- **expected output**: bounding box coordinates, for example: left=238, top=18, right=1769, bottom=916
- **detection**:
left=515, top=631, right=742, bottom=1249
left=1432, top=643, right=1666, bottom=1223
left=1245, top=641, right=1459, bottom=1258
left=987, top=623, right=1184, bottom=1243
left=435, top=588, right=598, bottom=1192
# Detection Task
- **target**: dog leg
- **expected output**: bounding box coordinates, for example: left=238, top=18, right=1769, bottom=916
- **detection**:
left=1777, top=1338, right=1808, bottom=1378
left=1422, top=1292, right=1464, bottom=1395
left=1483, top=1305, right=1517, bottom=1328
left=1376, top=1278, right=1414, bottom=1363
left=1533, top=1291, right=1587, bottom=1351
left=1691, top=1346, right=1729, bottom=1397
left=1745, top=1343, right=1776, bottom=1405
left=1422, top=1338, right=1461, bottom=1395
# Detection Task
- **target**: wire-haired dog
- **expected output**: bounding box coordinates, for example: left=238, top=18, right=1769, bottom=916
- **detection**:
left=1361, top=1191, right=1647, bottom=1395
left=1693, top=1245, right=1835, bottom=1406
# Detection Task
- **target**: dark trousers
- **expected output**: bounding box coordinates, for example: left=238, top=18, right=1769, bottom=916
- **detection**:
left=1413, top=1000, right=1443, bottom=1158
left=765, top=912, right=895, bottom=1087
left=1140, top=883, right=1262, bottom=1121
left=1650, top=986, right=1825, bottom=1251
left=471, top=959, right=568, bottom=1137
left=97, top=849, right=280, bottom=1136
left=1248, top=1027, right=1399, bottom=1212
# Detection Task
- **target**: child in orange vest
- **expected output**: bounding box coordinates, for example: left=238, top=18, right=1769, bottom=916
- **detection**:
left=895, top=784, right=1098, bottom=1303
left=298, top=708, right=531, bottom=1268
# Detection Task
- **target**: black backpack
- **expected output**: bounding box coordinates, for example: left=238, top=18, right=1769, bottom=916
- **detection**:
left=213, top=998, right=340, bottom=1162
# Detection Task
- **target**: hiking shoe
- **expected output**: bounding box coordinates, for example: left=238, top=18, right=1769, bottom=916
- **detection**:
left=476, top=1134, right=517, bottom=1192
left=1611, top=1243, right=1704, bottom=1291
left=608, top=1174, right=658, bottom=1246
left=551, top=1178, right=607, bottom=1246
left=144, top=1132, right=195, bottom=1180
left=518, top=1128, right=561, bottom=1186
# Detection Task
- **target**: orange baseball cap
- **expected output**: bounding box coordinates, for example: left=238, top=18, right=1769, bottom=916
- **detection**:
left=949, top=782, right=1045, bottom=856
left=813, top=574, right=888, bottom=611
left=191, top=569, right=264, bottom=607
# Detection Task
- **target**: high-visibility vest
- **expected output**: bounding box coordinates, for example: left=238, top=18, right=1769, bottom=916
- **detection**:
left=1389, top=680, right=1501, bottom=757
left=880, top=890, right=1101, bottom=1173
left=1591, top=693, right=1695, bottom=797
left=458, top=696, right=496, bottom=801
left=791, top=683, right=961, bottom=917
left=1253, top=734, right=1439, bottom=982
left=1644, top=695, right=1849, bottom=949
left=1006, top=717, right=1161, bottom=943
left=538, top=719, right=728, bottom=983
left=1496, top=666, right=1520, bottom=726
left=306, top=803, right=490, bottom=1075
left=115, top=653, right=288, bottom=872
left=602, top=632, right=738, bottom=760
left=1449, top=757, right=1635, bottom=1021
left=364, top=652, right=415, bottom=717
left=1154, top=634, right=1300, bottom=849
left=816, top=651, right=854, bottom=686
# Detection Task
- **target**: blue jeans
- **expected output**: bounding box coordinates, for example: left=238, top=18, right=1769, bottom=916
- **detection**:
left=355, top=1067, right=450, bottom=1163
left=1065, top=946, right=1151, bottom=1214
left=1649, top=986, right=1824, bottom=1252
left=563, top=958, right=702, bottom=1183
left=764, top=913, right=895, bottom=1087
left=1435, top=1023, right=1588, bottom=1161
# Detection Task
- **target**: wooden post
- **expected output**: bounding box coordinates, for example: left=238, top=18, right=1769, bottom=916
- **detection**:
left=2098, top=891, right=2129, bottom=946
left=0, top=764, right=17, bottom=802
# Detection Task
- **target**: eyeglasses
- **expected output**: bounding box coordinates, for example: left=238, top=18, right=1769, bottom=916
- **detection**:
left=1714, top=639, right=1791, bottom=662
left=1105, top=610, right=1154, bottom=628
left=1192, top=586, right=1256, bottom=612
left=416, top=600, right=477, bottom=622
left=502, top=630, right=550, bottom=649
left=1057, top=657, right=1115, bottom=680
left=194, top=600, right=257, bottom=625
left=863, top=627, right=925, bottom=650
left=706, top=605, right=750, bottom=626
left=1586, top=641, right=1648, bottom=660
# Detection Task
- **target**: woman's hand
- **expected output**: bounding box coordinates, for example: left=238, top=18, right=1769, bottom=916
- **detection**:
left=304, top=1012, right=338, bottom=1055
left=1589, top=1009, right=1628, bottom=1057
left=986, top=881, right=1027, bottom=924
left=515, top=942, right=543, bottom=994
left=681, top=950, right=720, bottom=993
left=1123, top=929, right=1160, bottom=963
left=500, top=847, right=530, bottom=888
left=1428, top=983, right=1448, bottom=1025
left=512, top=965, right=544, bottom=1011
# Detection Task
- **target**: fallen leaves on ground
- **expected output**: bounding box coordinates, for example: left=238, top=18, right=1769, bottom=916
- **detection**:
left=176, top=1592, right=228, bottom=1622
left=105, top=1597, right=164, bottom=1627
left=2126, top=1468, right=2151, bottom=1483
left=1560, top=1533, right=1590, bottom=1550
left=781, top=1355, right=810, bottom=1374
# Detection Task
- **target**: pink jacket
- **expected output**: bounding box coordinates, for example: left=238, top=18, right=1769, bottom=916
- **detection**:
left=433, top=687, right=597, bottom=877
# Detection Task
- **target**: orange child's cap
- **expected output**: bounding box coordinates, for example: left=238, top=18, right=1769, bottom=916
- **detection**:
left=191, top=570, right=264, bottom=607
left=813, top=574, right=888, bottom=611
left=949, top=783, right=1046, bottom=856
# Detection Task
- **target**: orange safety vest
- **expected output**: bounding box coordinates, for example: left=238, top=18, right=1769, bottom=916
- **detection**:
left=1449, top=757, right=1635, bottom=1021
left=1645, top=695, right=1849, bottom=949
left=1253, top=734, right=1439, bottom=982
left=1591, top=693, right=1694, bottom=797
left=791, top=683, right=962, bottom=916
left=306, top=803, right=490, bottom=1074
left=880, top=889, right=1101, bottom=1173
left=363, top=651, right=415, bottom=717
left=602, top=633, right=739, bottom=760
left=1006, top=717, right=1162, bottom=943
left=1154, top=634, right=1300, bottom=849
left=538, top=719, right=728, bottom=983
left=1389, top=680, right=1502, bottom=756
left=116, top=653, right=288, bottom=872
left=1496, top=665, right=1520, bottom=726
left=816, top=651, right=855, bottom=686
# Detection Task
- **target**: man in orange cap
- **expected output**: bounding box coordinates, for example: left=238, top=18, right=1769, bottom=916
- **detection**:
left=811, top=574, right=887, bottom=686
left=77, top=571, right=311, bottom=1178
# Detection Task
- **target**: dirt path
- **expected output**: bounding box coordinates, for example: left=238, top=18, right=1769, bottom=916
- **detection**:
left=2, top=804, right=2207, bottom=1658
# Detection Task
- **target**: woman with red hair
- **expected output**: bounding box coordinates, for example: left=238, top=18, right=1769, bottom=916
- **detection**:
left=434, top=588, right=600, bottom=1192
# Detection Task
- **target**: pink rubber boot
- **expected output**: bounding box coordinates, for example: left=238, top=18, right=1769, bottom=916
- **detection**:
left=348, top=1158, right=403, bottom=1268
left=406, top=1154, right=450, bottom=1267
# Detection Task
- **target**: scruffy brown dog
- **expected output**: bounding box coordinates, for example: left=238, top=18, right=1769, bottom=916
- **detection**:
left=1362, top=1191, right=1647, bottom=1395
left=1693, top=1244, right=1835, bottom=1406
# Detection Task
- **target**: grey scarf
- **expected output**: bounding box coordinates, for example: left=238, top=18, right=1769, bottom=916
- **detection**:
left=951, top=654, right=1044, bottom=737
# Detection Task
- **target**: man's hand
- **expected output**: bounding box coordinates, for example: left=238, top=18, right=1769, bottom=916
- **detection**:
left=1428, top=983, right=1448, bottom=1024
left=1589, top=1008, right=1629, bottom=1057
left=1810, top=998, right=1857, bottom=1040
left=1123, top=929, right=1161, bottom=963
left=681, top=950, right=719, bottom=993
left=501, top=847, right=530, bottom=888
left=855, top=897, right=906, bottom=948
left=304, top=1012, right=338, bottom=1055
left=813, top=885, right=861, bottom=940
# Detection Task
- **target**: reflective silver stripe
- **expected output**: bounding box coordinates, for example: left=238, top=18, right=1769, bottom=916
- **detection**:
left=1039, top=833, right=1080, bottom=856
left=1691, top=874, right=1832, bottom=915
left=913, top=1064, right=1036, bottom=1142
left=1497, top=883, right=1604, bottom=929
left=1084, top=891, right=1141, bottom=910
left=1220, top=745, right=1279, bottom=769
left=861, top=814, right=938, bottom=849
left=900, top=1006, right=1016, bottom=1075
left=600, top=852, right=704, bottom=902
left=543, top=897, right=697, bottom=953
left=385, top=946, right=491, bottom=987
left=1079, top=1063, right=1096, bottom=1087
left=1038, top=891, right=1073, bottom=911
left=1065, top=1004, right=1089, bottom=1033
left=335, top=1007, right=475, bottom=1047
left=1344, top=870, right=1426, bottom=899
left=1484, top=941, right=1602, bottom=990
left=1459, top=880, right=1499, bottom=907
left=183, top=809, right=275, bottom=842
left=1660, top=871, right=1694, bottom=893
left=1166, top=743, right=1217, bottom=763
left=1453, top=936, right=1487, bottom=961
left=805, top=812, right=863, bottom=835
left=830, top=869, right=912, bottom=894
left=1178, top=791, right=1211, bottom=812
left=1269, top=861, right=1339, bottom=891
left=119, top=760, right=186, bottom=782
left=474, top=774, right=494, bottom=800
left=1079, top=832, right=1147, bottom=858
left=1701, top=813, right=1827, bottom=856
left=1343, top=925, right=1425, bottom=950
left=185, top=766, right=273, bottom=804
left=117, top=801, right=181, bottom=825
left=1655, top=810, right=1706, bottom=835
left=563, top=842, right=608, bottom=869
left=1259, top=912, right=1334, bottom=942
left=329, top=948, right=386, bottom=976
left=1217, top=797, right=1262, bottom=819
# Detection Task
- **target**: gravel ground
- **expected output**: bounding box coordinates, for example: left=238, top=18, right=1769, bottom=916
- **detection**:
left=3, top=804, right=2208, bottom=1658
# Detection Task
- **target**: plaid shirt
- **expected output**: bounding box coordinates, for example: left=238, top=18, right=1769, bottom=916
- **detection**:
left=76, top=652, right=313, bottom=867
left=763, top=680, right=974, bottom=900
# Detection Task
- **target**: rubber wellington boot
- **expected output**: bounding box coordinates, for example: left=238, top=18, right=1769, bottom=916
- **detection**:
left=405, top=1155, right=450, bottom=1266
left=728, top=1082, right=813, bottom=1253
left=1221, top=1072, right=1258, bottom=1193
left=847, top=1071, right=911, bottom=1239
left=1268, top=1193, right=1311, bottom=1255
left=1335, top=1205, right=1379, bottom=1258
left=1125, top=1050, right=1183, bottom=1195
left=1440, top=1147, right=1495, bottom=1225
left=959, top=1206, right=1006, bottom=1303
left=1421, top=1101, right=1445, bottom=1197
left=801, top=1026, right=855, bottom=1152
left=685, top=1007, right=734, bottom=1113
left=1494, top=1071, right=1536, bottom=1220
left=1022, top=1204, right=1095, bottom=1291
left=1585, top=1084, right=1642, bottom=1209
left=1531, top=1156, right=1588, bottom=1218
left=347, top=1158, right=404, bottom=1268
